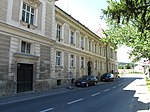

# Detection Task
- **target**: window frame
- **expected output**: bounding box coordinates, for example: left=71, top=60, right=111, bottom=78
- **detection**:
left=70, top=31, right=74, bottom=44
left=56, top=24, right=62, bottom=41
left=56, top=51, right=61, bottom=66
left=70, top=54, right=74, bottom=67
left=81, top=57, right=84, bottom=68
left=21, top=41, right=32, bottom=54
left=21, top=3, right=35, bottom=25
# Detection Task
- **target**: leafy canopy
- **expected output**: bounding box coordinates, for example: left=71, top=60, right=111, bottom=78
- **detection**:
left=102, top=0, right=150, bottom=62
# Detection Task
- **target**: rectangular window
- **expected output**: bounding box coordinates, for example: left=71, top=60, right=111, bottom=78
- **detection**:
left=104, top=48, right=106, bottom=57
left=95, top=44, right=97, bottom=53
left=81, top=36, right=84, bottom=48
left=99, top=46, right=101, bottom=55
left=81, top=57, right=84, bottom=68
left=70, top=54, right=74, bottom=67
left=89, top=41, right=91, bottom=51
left=95, top=60, right=97, bottom=70
left=56, top=51, right=61, bottom=65
left=21, top=41, right=31, bottom=54
left=56, top=24, right=61, bottom=41
left=100, top=62, right=102, bottom=70
left=22, top=3, right=34, bottom=25
left=70, top=31, right=74, bottom=44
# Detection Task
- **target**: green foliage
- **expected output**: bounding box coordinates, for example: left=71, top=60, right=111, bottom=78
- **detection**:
left=102, top=0, right=150, bottom=62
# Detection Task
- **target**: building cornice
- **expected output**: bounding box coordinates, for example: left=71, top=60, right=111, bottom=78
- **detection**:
left=0, top=22, right=55, bottom=46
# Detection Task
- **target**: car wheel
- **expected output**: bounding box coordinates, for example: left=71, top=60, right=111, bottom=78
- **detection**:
left=85, top=83, right=88, bottom=87
left=94, top=82, right=97, bottom=86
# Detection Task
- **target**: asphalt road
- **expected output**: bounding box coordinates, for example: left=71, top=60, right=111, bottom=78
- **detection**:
left=0, top=75, right=146, bottom=112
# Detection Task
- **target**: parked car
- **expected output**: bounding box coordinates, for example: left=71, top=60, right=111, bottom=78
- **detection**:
left=75, top=75, right=98, bottom=87
left=100, top=73, right=114, bottom=82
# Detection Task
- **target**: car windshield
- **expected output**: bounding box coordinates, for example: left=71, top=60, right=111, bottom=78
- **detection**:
left=81, top=76, right=88, bottom=80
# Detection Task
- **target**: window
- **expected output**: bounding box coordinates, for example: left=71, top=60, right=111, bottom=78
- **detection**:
left=89, top=41, right=91, bottom=51
left=70, top=54, right=74, bottom=67
left=21, top=41, right=31, bottom=54
left=100, top=62, right=102, bottom=70
left=56, top=51, right=61, bottom=65
left=95, top=60, right=97, bottom=70
left=56, top=24, right=61, bottom=41
left=99, top=46, right=102, bottom=55
left=81, top=36, right=84, bottom=48
left=103, top=48, right=106, bottom=57
left=70, top=31, right=74, bottom=44
left=95, top=44, right=97, bottom=53
left=22, top=3, right=35, bottom=25
left=81, top=57, right=84, bottom=68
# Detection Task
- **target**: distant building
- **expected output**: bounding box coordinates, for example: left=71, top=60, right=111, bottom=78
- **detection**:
left=0, top=0, right=117, bottom=96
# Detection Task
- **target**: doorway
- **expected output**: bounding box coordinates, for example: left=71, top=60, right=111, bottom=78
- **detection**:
left=87, top=61, right=92, bottom=76
left=17, top=63, right=33, bottom=93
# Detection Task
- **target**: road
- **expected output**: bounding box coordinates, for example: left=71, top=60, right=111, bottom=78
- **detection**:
left=0, top=75, right=148, bottom=112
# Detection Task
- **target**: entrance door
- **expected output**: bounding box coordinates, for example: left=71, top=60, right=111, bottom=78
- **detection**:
left=87, top=61, right=92, bottom=76
left=17, top=63, right=33, bottom=93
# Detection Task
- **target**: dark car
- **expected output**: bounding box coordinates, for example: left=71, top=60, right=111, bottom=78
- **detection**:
left=75, top=75, right=97, bottom=87
left=100, top=73, right=114, bottom=82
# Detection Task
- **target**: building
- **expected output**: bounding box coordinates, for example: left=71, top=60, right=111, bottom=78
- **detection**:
left=0, top=0, right=117, bottom=96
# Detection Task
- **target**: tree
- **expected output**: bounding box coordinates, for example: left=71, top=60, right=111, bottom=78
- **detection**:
left=102, top=0, right=150, bottom=62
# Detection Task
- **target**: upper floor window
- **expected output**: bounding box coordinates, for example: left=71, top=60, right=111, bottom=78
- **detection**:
left=89, top=40, right=91, bottom=51
left=95, top=44, right=97, bottom=53
left=21, top=41, right=31, bottom=54
left=81, top=36, right=84, bottom=49
left=103, top=48, right=106, bottom=57
left=70, top=54, right=74, bottom=67
left=99, top=46, right=102, bottom=55
left=56, top=24, right=62, bottom=41
left=22, top=3, right=35, bottom=25
left=70, top=31, right=74, bottom=44
left=56, top=51, right=61, bottom=65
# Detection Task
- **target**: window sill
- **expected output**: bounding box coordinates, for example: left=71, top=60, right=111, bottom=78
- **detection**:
left=20, top=20, right=37, bottom=30
left=56, top=37, right=63, bottom=42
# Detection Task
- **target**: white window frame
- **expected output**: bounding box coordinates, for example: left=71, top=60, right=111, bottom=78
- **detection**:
left=95, top=60, right=97, bottom=70
left=70, top=31, right=75, bottom=44
left=89, top=40, right=91, bottom=51
left=56, top=23, right=62, bottom=41
left=21, top=3, right=35, bottom=25
left=70, top=54, right=74, bottom=67
left=21, top=41, right=32, bottom=54
left=81, top=57, right=84, bottom=68
left=56, top=51, right=61, bottom=66
left=81, top=36, right=84, bottom=48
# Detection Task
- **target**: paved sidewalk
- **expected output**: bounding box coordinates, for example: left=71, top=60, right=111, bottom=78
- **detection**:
left=135, top=76, right=150, bottom=112
left=123, top=74, right=150, bottom=111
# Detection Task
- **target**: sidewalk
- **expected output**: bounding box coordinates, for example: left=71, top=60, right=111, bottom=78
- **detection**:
left=123, top=74, right=150, bottom=111
left=134, top=76, right=150, bottom=112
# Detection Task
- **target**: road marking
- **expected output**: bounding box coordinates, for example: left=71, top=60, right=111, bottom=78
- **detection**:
left=40, top=108, right=53, bottom=112
left=118, top=84, right=122, bottom=86
left=104, top=89, right=110, bottom=92
left=112, top=86, right=116, bottom=89
left=91, top=92, right=101, bottom=97
left=67, top=98, right=84, bottom=105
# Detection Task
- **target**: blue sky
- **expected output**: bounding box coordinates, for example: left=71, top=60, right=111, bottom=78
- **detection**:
left=55, top=0, right=131, bottom=63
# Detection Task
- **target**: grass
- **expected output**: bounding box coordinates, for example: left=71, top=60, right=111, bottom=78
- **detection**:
left=146, top=76, right=150, bottom=93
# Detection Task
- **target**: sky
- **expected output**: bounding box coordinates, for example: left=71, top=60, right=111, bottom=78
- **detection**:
left=55, top=0, right=132, bottom=63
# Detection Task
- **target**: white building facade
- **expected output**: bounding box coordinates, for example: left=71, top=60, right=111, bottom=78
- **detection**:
left=0, top=0, right=117, bottom=96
